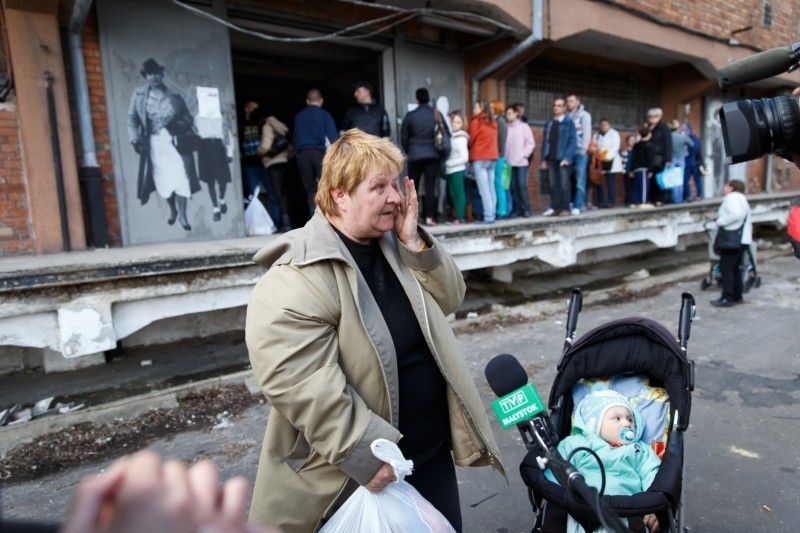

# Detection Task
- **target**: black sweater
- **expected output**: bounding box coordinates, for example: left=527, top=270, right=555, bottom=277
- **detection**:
left=335, top=229, right=449, bottom=465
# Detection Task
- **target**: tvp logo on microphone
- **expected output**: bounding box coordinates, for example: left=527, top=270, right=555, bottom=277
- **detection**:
left=491, top=384, right=545, bottom=430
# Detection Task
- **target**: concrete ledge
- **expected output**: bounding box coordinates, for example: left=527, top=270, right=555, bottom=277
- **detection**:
left=0, top=193, right=795, bottom=363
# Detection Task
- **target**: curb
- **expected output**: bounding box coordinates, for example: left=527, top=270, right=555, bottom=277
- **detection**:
left=0, top=370, right=253, bottom=457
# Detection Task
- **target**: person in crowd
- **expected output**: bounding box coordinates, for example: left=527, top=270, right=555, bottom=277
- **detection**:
left=435, top=96, right=454, bottom=221
left=504, top=103, right=535, bottom=218
left=592, top=118, right=623, bottom=208
left=646, top=108, right=672, bottom=206
left=468, top=100, right=499, bottom=224
left=711, top=178, right=752, bottom=307
left=245, top=130, right=504, bottom=532
left=257, top=114, right=293, bottom=232
left=514, top=101, right=530, bottom=124
left=681, top=123, right=705, bottom=202
left=629, top=124, right=654, bottom=208
left=340, top=80, right=391, bottom=138
left=0, top=450, right=278, bottom=533
left=240, top=105, right=278, bottom=218
left=540, top=98, right=577, bottom=217
left=566, top=94, right=592, bottom=215
left=514, top=102, right=536, bottom=166
left=445, top=110, right=469, bottom=224
left=195, top=109, right=232, bottom=222
left=544, top=390, right=661, bottom=533
left=668, top=119, right=693, bottom=204
left=491, top=100, right=510, bottom=218
left=128, top=58, right=199, bottom=231
left=620, top=133, right=638, bottom=206
left=401, top=87, right=441, bottom=226
left=293, top=88, right=340, bottom=218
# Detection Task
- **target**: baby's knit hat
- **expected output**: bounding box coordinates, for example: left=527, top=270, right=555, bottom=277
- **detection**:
left=578, top=389, right=634, bottom=436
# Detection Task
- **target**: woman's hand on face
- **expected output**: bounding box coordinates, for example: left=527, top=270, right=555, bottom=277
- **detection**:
left=395, top=176, right=424, bottom=250
left=364, top=462, right=397, bottom=493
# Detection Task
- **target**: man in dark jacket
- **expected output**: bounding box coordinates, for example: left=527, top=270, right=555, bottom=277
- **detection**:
left=293, top=88, right=339, bottom=217
left=340, top=81, right=391, bottom=138
left=401, top=87, right=440, bottom=225
left=646, top=107, right=672, bottom=205
left=540, top=98, right=577, bottom=216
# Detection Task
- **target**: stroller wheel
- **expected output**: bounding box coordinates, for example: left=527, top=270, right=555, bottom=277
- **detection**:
left=755, top=276, right=762, bottom=288
left=700, top=278, right=711, bottom=290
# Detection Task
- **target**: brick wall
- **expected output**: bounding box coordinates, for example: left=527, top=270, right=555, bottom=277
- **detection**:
left=81, top=7, right=120, bottom=246
left=603, top=0, right=800, bottom=50
left=0, top=104, right=33, bottom=255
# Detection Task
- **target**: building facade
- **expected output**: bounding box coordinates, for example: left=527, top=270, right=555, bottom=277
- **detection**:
left=1, top=0, right=799, bottom=256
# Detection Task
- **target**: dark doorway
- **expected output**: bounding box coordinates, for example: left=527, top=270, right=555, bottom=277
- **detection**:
left=231, top=33, right=383, bottom=227
left=231, top=34, right=383, bottom=134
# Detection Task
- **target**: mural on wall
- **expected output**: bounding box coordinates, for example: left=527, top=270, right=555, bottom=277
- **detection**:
left=97, top=0, right=242, bottom=245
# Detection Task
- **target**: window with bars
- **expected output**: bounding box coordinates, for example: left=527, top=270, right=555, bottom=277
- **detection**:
left=506, top=59, right=659, bottom=130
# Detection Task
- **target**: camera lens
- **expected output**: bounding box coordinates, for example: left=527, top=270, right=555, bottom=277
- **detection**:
left=720, top=95, right=800, bottom=164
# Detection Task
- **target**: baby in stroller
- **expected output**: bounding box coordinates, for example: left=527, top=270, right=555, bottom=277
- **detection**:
left=544, top=389, right=662, bottom=532
left=520, top=290, right=694, bottom=533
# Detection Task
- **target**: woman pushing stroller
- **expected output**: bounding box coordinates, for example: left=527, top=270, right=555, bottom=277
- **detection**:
left=710, top=178, right=752, bottom=307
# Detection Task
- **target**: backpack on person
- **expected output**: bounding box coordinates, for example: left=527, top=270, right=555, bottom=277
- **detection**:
left=434, top=109, right=451, bottom=160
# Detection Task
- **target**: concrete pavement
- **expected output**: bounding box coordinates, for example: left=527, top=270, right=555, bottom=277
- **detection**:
left=2, top=248, right=798, bottom=531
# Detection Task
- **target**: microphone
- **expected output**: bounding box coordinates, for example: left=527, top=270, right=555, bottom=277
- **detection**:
left=484, top=353, right=554, bottom=452
left=484, top=353, right=631, bottom=533
left=717, top=42, right=800, bottom=89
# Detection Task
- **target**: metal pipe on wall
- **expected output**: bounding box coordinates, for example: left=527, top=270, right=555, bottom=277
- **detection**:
left=68, top=0, right=97, bottom=169
left=69, top=0, right=108, bottom=247
left=471, top=0, right=543, bottom=104
left=45, top=71, right=71, bottom=252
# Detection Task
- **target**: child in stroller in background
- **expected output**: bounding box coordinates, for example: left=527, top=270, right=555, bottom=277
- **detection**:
left=544, top=389, right=662, bottom=533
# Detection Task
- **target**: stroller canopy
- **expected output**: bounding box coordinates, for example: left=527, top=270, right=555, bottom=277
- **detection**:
left=551, top=317, right=692, bottom=432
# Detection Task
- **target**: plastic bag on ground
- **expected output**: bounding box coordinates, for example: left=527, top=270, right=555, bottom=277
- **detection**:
left=319, top=439, right=456, bottom=533
left=244, top=185, right=276, bottom=236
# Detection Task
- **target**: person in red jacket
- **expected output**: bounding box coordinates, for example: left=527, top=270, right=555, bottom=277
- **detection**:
left=468, top=100, right=499, bottom=224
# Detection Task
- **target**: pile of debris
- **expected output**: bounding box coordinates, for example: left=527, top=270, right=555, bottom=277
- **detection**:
left=0, top=397, right=84, bottom=427
left=0, top=384, right=260, bottom=484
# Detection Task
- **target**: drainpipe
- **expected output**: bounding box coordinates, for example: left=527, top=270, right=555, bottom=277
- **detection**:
left=45, top=71, right=70, bottom=252
left=471, top=0, right=543, bottom=104
left=69, top=0, right=108, bottom=247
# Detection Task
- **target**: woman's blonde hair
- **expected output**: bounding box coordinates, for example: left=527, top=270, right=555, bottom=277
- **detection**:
left=315, top=129, right=405, bottom=216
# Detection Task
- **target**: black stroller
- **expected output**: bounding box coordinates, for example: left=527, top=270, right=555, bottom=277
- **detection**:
left=520, top=289, right=695, bottom=533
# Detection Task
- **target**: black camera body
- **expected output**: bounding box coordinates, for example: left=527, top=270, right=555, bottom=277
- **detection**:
left=717, top=42, right=800, bottom=164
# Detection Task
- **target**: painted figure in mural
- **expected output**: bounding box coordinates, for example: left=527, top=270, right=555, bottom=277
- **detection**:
left=196, top=109, right=233, bottom=222
left=128, top=58, right=200, bottom=231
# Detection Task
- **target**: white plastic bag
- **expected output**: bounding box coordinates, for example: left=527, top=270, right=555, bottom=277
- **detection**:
left=320, top=439, right=456, bottom=533
left=244, top=186, right=276, bottom=236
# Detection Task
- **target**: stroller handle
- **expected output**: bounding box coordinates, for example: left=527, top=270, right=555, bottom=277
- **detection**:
left=564, top=288, right=583, bottom=347
left=678, top=292, right=695, bottom=350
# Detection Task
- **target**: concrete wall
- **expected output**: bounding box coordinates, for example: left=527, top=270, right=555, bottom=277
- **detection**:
left=96, top=0, right=243, bottom=246
left=394, top=39, right=465, bottom=121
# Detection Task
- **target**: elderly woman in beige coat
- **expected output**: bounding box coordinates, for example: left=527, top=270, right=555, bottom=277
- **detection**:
left=246, top=129, right=504, bottom=532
